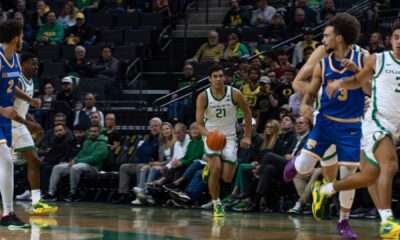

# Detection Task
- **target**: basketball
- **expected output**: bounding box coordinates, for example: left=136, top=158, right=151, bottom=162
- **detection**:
left=206, top=130, right=226, bottom=151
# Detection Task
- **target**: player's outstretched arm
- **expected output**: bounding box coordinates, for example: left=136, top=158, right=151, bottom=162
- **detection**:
left=233, top=88, right=251, bottom=149
left=293, top=45, right=327, bottom=94
left=195, top=91, right=210, bottom=137
left=326, top=54, right=376, bottom=98
left=301, top=62, right=322, bottom=123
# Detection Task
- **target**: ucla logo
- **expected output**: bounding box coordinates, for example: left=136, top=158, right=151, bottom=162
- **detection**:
left=306, top=139, right=317, bottom=149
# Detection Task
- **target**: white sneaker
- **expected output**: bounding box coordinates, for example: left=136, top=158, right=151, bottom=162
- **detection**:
left=133, top=187, right=145, bottom=195
left=131, top=199, right=142, bottom=205
left=16, top=190, right=32, bottom=200
left=201, top=201, right=213, bottom=210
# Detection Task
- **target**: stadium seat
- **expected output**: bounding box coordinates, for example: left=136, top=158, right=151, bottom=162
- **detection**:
left=61, top=45, right=76, bottom=60
left=41, top=62, right=66, bottom=77
left=115, top=13, right=140, bottom=28
left=216, top=27, right=240, bottom=42
left=124, top=29, right=151, bottom=46
left=98, top=29, right=124, bottom=44
left=192, top=62, right=214, bottom=79
left=36, top=45, right=60, bottom=61
left=140, top=13, right=164, bottom=30
left=113, top=45, right=137, bottom=61
left=241, top=27, right=267, bottom=42
left=85, top=45, right=103, bottom=60
left=92, top=13, right=114, bottom=28
left=78, top=77, right=110, bottom=100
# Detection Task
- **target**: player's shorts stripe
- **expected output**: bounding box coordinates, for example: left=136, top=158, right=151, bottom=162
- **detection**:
left=302, top=149, right=322, bottom=161
left=363, top=151, right=380, bottom=169
left=14, top=145, right=35, bottom=152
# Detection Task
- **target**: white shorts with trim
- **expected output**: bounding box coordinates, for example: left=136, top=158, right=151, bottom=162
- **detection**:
left=12, top=124, right=35, bottom=151
left=361, top=115, right=397, bottom=168
left=204, top=136, right=237, bottom=164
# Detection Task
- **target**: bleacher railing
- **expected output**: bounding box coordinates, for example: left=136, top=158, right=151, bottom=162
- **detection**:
left=153, top=0, right=375, bottom=109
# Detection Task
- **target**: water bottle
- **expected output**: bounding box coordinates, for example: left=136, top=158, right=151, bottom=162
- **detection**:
left=279, top=196, right=286, bottom=212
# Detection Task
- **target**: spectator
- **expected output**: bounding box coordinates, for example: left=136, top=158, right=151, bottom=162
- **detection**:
left=44, top=125, right=108, bottom=201
left=286, top=8, right=315, bottom=39
left=255, top=77, right=278, bottom=133
left=41, top=82, right=57, bottom=109
left=56, top=76, right=82, bottom=109
left=318, top=0, right=336, bottom=23
left=14, top=0, right=32, bottom=25
left=295, top=46, right=314, bottom=70
left=187, top=31, right=225, bottom=63
left=233, top=59, right=250, bottom=89
left=88, top=111, right=106, bottom=134
left=292, top=28, right=318, bottom=66
left=274, top=66, right=295, bottom=107
left=365, top=32, right=385, bottom=54
left=73, top=93, right=104, bottom=129
left=222, top=118, right=278, bottom=207
left=223, top=33, right=250, bottom=61
left=39, top=124, right=72, bottom=195
left=232, top=114, right=298, bottom=211
left=222, top=0, right=251, bottom=28
left=286, top=0, right=317, bottom=24
left=171, top=123, right=190, bottom=160
left=58, top=2, right=78, bottom=28
left=64, top=12, right=96, bottom=46
left=92, top=45, right=119, bottom=80
left=127, top=0, right=153, bottom=13
left=41, top=113, right=74, bottom=150
left=240, top=66, right=261, bottom=118
left=289, top=91, right=302, bottom=117
left=224, top=69, right=234, bottom=86
left=262, top=14, right=286, bottom=45
left=31, top=0, right=50, bottom=31
left=112, top=117, right=161, bottom=204
left=251, top=0, right=276, bottom=27
left=35, top=11, right=64, bottom=46
left=142, top=123, right=204, bottom=204
left=13, top=12, right=33, bottom=44
left=69, top=124, right=86, bottom=159
left=65, top=46, right=94, bottom=77
left=279, top=104, right=292, bottom=120
left=74, top=0, right=99, bottom=23
left=168, top=63, right=197, bottom=124
left=276, top=50, right=294, bottom=76
left=132, top=122, right=177, bottom=204
left=104, top=113, right=121, bottom=149
left=153, top=0, right=169, bottom=12
left=241, top=0, right=257, bottom=11
left=265, top=69, right=279, bottom=89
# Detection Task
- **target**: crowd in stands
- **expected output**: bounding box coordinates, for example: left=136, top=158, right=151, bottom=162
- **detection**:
left=3, top=0, right=400, bottom=220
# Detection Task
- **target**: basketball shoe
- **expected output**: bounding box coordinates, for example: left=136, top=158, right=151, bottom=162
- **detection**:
left=29, top=199, right=58, bottom=215
left=0, top=212, right=30, bottom=229
left=213, top=203, right=225, bottom=218
left=380, top=216, right=400, bottom=239
left=312, top=180, right=329, bottom=221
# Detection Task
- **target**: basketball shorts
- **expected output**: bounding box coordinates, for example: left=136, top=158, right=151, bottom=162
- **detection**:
left=302, top=114, right=361, bottom=166
left=204, top=136, right=237, bottom=165
left=361, top=112, right=398, bottom=168
left=12, top=124, right=35, bottom=151
left=0, top=121, right=12, bottom=147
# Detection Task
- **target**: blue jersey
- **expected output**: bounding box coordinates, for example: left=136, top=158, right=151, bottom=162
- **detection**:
left=0, top=45, right=20, bottom=146
left=317, top=49, right=365, bottom=119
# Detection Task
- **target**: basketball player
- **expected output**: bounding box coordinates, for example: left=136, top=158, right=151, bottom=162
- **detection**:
left=322, top=24, right=400, bottom=239
left=285, top=13, right=366, bottom=238
left=196, top=64, right=252, bottom=218
left=0, top=20, right=32, bottom=228
left=12, top=53, right=58, bottom=215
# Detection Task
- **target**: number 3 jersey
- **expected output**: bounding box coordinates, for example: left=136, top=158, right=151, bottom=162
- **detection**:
left=204, top=86, right=237, bottom=139
left=317, top=49, right=365, bottom=120
left=0, top=46, right=20, bottom=126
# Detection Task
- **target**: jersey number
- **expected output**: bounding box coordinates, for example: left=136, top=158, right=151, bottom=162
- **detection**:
left=216, top=108, right=226, bottom=118
left=328, top=80, right=347, bottom=101
left=7, top=79, right=14, bottom=94
left=395, top=77, right=400, bottom=93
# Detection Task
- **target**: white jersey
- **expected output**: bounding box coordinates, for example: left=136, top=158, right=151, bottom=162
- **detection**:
left=366, top=51, right=400, bottom=131
left=12, top=74, right=34, bottom=127
left=204, top=86, right=237, bottom=139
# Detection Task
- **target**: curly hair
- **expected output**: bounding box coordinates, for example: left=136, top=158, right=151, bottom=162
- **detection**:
left=0, top=21, right=22, bottom=43
left=327, top=13, right=360, bottom=46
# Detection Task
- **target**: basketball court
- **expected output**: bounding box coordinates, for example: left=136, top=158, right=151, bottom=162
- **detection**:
left=0, top=202, right=380, bottom=239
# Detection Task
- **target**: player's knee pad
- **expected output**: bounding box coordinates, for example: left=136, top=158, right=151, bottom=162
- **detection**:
left=295, top=152, right=319, bottom=175
left=339, top=189, right=355, bottom=210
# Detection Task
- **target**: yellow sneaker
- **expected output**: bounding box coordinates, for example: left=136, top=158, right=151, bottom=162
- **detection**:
left=213, top=203, right=225, bottom=218
left=29, top=199, right=58, bottom=215
left=380, top=217, right=400, bottom=239
left=202, top=163, right=210, bottom=183
left=311, top=181, right=328, bottom=221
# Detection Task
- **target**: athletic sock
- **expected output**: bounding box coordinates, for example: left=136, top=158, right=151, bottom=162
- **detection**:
left=0, top=145, right=14, bottom=216
left=32, top=189, right=41, bottom=204
left=213, top=199, right=221, bottom=207
left=380, top=209, right=393, bottom=223
left=339, top=210, right=350, bottom=222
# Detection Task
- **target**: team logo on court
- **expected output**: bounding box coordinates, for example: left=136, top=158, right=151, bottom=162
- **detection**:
left=306, top=139, right=317, bottom=149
